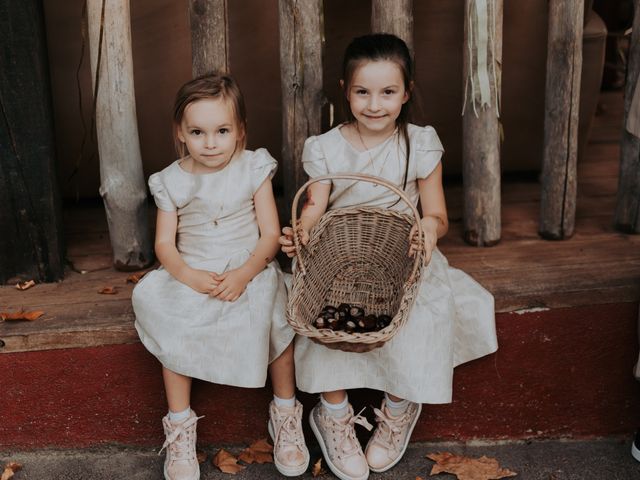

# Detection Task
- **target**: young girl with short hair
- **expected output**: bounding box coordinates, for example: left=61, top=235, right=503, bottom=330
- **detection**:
left=133, top=72, right=309, bottom=480
left=281, top=34, right=498, bottom=480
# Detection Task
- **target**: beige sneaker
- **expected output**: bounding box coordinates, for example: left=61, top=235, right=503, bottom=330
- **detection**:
left=159, top=410, right=203, bottom=480
left=364, top=399, right=421, bottom=473
left=309, top=403, right=372, bottom=480
left=268, top=400, right=310, bottom=476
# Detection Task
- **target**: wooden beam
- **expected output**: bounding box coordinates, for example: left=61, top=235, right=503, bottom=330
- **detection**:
left=371, top=0, right=413, bottom=50
left=87, top=0, right=153, bottom=271
left=189, top=0, right=230, bottom=76
left=0, top=0, right=64, bottom=283
left=539, top=0, right=584, bottom=239
left=278, top=0, right=325, bottom=225
left=614, top=0, right=640, bottom=233
left=462, top=0, right=503, bottom=247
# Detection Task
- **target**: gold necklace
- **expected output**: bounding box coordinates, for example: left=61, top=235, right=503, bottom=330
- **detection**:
left=354, top=124, right=396, bottom=185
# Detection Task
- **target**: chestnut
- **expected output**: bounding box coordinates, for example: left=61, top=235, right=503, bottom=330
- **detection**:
left=349, top=306, right=364, bottom=319
left=376, top=314, right=392, bottom=330
left=314, top=316, right=327, bottom=329
left=322, top=311, right=334, bottom=320
left=334, top=310, right=349, bottom=322
left=358, top=314, right=378, bottom=332
left=337, top=303, right=351, bottom=315
left=345, top=320, right=357, bottom=333
left=328, top=317, right=345, bottom=331
left=322, top=305, right=337, bottom=315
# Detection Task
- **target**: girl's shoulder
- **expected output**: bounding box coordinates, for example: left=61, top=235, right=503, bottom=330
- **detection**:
left=148, top=160, right=183, bottom=188
left=237, top=148, right=278, bottom=192
left=240, top=147, right=277, bottom=167
left=407, top=124, right=444, bottom=153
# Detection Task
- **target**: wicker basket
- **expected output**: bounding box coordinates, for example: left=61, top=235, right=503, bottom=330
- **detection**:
left=286, top=173, right=425, bottom=353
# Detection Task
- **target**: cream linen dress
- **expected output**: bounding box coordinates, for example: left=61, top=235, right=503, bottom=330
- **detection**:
left=293, top=124, right=498, bottom=404
left=132, top=149, right=293, bottom=388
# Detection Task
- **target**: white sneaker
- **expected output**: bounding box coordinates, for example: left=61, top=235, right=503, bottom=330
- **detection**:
left=268, top=400, right=310, bottom=476
left=309, top=403, right=371, bottom=480
left=364, top=399, right=421, bottom=472
left=159, top=410, right=203, bottom=480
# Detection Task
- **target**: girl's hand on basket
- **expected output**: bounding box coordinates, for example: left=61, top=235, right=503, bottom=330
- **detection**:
left=279, top=226, right=309, bottom=258
left=210, top=268, right=251, bottom=302
left=186, top=269, right=220, bottom=294
left=409, top=217, right=440, bottom=265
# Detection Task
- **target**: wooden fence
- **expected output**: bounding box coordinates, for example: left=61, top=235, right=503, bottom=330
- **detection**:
left=64, top=0, right=640, bottom=268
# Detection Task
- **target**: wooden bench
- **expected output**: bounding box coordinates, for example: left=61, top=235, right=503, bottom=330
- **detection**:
left=1, top=91, right=639, bottom=448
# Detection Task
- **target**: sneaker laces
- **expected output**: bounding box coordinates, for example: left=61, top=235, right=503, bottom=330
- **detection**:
left=159, top=414, right=203, bottom=463
left=329, top=408, right=373, bottom=459
left=272, top=404, right=305, bottom=449
left=370, top=406, right=409, bottom=454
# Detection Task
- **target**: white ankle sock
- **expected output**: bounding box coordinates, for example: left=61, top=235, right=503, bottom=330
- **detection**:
left=384, top=393, right=409, bottom=416
left=320, top=394, right=349, bottom=418
left=168, top=406, right=191, bottom=423
left=273, top=394, right=296, bottom=408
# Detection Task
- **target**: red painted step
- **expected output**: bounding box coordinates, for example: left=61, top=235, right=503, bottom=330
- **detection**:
left=1, top=303, right=639, bottom=449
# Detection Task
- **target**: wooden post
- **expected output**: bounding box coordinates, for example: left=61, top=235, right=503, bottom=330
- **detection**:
left=614, top=0, right=640, bottom=233
left=278, top=0, right=325, bottom=224
left=371, top=0, right=413, bottom=50
left=0, top=0, right=64, bottom=283
left=189, top=0, right=230, bottom=76
left=462, top=0, right=503, bottom=246
left=87, top=0, right=153, bottom=270
left=539, top=0, right=584, bottom=239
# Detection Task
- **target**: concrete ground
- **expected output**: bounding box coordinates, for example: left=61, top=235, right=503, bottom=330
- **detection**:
left=2, top=438, right=640, bottom=480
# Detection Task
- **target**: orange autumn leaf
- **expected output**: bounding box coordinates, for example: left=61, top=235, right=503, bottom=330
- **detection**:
left=97, top=286, right=118, bottom=295
left=1, top=310, right=44, bottom=321
left=427, top=452, right=517, bottom=480
left=126, top=271, right=149, bottom=284
left=1, top=462, right=22, bottom=480
left=238, top=438, right=273, bottom=464
left=15, top=280, right=36, bottom=291
left=212, top=449, right=245, bottom=474
left=311, top=457, right=326, bottom=477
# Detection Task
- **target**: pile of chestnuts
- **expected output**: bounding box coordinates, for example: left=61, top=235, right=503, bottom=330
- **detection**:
left=313, top=303, right=392, bottom=333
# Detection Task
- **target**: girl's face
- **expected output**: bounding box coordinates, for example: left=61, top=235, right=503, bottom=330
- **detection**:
left=344, top=60, right=409, bottom=138
left=177, top=97, right=243, bottom=173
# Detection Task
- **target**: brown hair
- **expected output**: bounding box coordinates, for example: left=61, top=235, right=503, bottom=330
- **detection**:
left=341, top=34, right=414, bottom=191
left=172, top=72, right=247, bottom=158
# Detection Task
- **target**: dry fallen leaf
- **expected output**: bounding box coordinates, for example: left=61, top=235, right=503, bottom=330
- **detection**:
left=1, top=462, right=22, bottom=480
left=238, top=438, right=273, bottom=464
left=196, top=450, right=207, bottom=464
left=427, top=452, right=517, bottom=480
left=15, top=280, right=36, bottom=291
left=97, top=286, right=118, bottom=295
left=1, top=310, right=45, bottom=321
left=311, top=457, right=326, bottom=477
left=126, top=271, right=149, bottom=284
left=212, top=449, right=245, bottom=474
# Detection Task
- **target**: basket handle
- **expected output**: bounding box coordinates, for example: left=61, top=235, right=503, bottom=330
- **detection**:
left=290, top=173, right=425, bottom=283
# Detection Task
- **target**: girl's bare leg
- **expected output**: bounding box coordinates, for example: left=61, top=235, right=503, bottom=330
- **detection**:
left=162, top=366, right=192, bottom=412
left=269, top=341, right=295, bottom=399
left=322, top=389, right=348, bottom=404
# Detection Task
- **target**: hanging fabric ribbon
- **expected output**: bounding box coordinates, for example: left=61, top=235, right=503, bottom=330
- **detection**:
left=462, top=0, right=500, bottom=117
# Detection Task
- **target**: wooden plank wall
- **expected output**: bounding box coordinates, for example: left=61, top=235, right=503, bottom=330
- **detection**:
left=91, top=1, right=635, bottom=248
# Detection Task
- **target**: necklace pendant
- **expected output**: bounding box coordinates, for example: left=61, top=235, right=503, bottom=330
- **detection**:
left=213, top=220, right=218, bottom=226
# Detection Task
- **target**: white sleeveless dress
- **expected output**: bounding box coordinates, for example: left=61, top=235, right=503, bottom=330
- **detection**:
left=292, top=125, right=498, bottom=404
left=132, top=149, right=294, bottom=388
